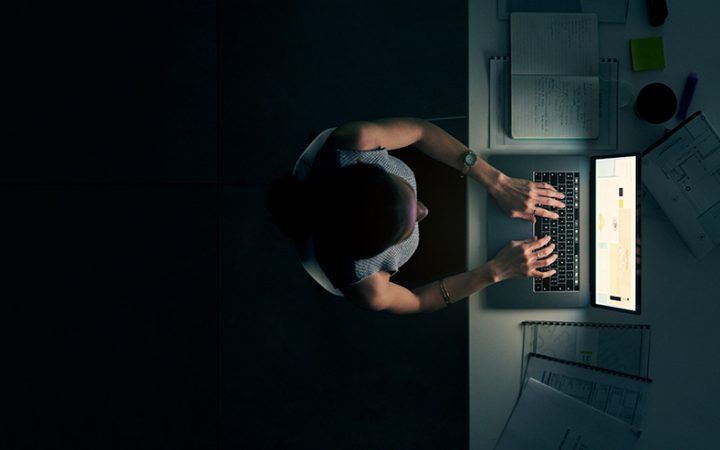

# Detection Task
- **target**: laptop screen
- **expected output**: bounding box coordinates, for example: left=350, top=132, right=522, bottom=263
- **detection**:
left=592, top=154, right=641, bottom=314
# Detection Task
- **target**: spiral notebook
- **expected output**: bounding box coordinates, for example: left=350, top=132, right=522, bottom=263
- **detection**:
left=521, top=321, right=651, bottom=379
left=524, top=353, right=652, bottom=426
left=489, top=56, right=618, bottom=150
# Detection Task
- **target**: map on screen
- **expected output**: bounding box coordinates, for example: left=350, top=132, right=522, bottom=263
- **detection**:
left=594, top=156, right=637, bottom=312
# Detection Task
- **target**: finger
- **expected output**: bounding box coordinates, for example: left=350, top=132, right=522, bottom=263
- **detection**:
left=535, top=243, right=556, bottom=259
left=536, top=197, right=566, bottom=209
left=534, top=207, right=560, bottom=220
left=527, top=234, right=551, bottom=249
left=538, top=188, right=565, bottom=200
left=533, top=253, right=559, bottom=269
left=536, top=182, right=557, bottom=192
left=532, top=268, right=557, bottom=279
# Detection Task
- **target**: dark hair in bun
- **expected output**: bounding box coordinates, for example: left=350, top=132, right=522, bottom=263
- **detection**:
left=267, top=163, right=410, bottom=259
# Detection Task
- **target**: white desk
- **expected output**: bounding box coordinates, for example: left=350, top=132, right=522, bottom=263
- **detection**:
left=468, top=1, right=720, bottom=448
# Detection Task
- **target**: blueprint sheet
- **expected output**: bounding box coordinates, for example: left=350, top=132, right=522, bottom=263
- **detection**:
left=642, top=112, right=720, bottom=259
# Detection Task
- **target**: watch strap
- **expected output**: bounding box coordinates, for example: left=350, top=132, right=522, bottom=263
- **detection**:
left=460, top=150, right=476, bottom=178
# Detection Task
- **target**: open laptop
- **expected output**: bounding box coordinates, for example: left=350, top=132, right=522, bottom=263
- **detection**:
left=485, top=153, right=641, bottom=313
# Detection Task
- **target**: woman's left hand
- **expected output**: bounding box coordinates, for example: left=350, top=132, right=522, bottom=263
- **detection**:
left=490, top=173, right=566, bottom=223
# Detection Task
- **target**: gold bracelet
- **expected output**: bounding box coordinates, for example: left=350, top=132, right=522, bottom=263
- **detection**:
left=439, top=278, right=452, bottom=306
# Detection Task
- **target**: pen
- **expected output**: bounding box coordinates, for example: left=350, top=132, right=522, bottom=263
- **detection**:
left=677, top=72, right=698, bottom=120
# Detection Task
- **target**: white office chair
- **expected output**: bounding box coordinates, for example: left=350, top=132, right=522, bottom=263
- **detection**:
left=292, top=128, right=344, bottom=296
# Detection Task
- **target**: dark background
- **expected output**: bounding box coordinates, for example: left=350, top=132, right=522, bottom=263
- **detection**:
left=3, top=0, right=470, bottom=448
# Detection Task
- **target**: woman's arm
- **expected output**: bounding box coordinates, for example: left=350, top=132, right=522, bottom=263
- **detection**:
left=342, top=235, right=557, bottom=315
left=328, top=118, right=565, bottom=221
left=328, top=117, right=504, bottom=182
left=326, top=118, right=424, bottom=151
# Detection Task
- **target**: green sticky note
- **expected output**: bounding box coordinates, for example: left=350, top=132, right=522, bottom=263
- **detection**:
left=631, top=36, right=666, bottom=71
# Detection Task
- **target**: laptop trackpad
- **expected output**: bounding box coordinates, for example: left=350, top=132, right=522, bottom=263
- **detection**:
left=485, top=195, right=534, bottom=260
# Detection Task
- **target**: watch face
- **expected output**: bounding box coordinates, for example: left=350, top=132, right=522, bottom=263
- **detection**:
left=465, top=152, right=477, bottom=166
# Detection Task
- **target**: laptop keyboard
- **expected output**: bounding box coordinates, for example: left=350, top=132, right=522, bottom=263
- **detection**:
left=533, top=172, right=580, bottom=292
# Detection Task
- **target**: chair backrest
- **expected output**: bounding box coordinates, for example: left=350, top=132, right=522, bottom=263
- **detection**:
left=292, top=128, right=344, bottom=296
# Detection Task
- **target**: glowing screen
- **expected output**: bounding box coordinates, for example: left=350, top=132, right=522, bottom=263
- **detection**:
left=594, top=156, right=638, bottom=312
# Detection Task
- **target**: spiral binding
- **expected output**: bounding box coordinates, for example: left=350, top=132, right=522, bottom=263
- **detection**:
left=522, top=320, right=650, bottom=329
left=528, top=352, right=652, bottom=382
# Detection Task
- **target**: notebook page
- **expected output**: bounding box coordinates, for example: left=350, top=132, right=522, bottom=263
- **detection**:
left=512, top=75, right=599, bottom=138
left=511, top=13, right=599, bottom=76
left=489, top=57, right=618, bottom=150
left=510, top=13, right=600, bottom=138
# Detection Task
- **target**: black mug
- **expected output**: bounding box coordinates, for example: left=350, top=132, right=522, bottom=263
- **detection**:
left=635, top=83, right=677, bottom=124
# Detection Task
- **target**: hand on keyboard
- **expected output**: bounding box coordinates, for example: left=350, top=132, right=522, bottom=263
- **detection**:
left=490, top=173, right=566, bottom=223
left=487, top=235, right=558, bottom=282
left=533, top=171, right=580, bottom=292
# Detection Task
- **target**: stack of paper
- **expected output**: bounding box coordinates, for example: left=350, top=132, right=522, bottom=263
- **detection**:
left=496, top=378, right=640, bottom=450
left=523, top=353, right=651, bottom=427
left=495, top=321, right=653, bottom=449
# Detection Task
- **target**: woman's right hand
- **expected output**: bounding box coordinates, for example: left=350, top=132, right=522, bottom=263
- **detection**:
left=487, top=235, right=557, bottom=283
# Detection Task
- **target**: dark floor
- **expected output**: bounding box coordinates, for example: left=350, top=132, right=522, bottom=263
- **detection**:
left=3, top=1, right=469, bottom=448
